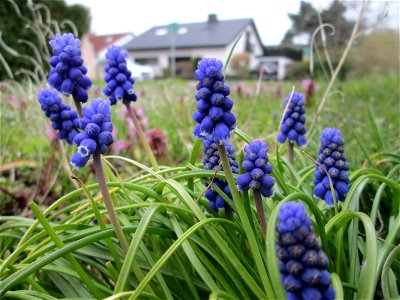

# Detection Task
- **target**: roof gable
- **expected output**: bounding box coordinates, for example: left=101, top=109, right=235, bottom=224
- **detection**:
left=125, top=18, right=254, bottom=51
left=91, top=33, right=134, bottom=53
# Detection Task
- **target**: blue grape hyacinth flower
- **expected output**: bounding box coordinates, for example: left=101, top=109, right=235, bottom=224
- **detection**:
left=202, top=134, right=238, bottom=211
left=313, top=128, right=350, bottom=206
left=37, top=88, right=80, bottom=144
left=236, top=140, right=275, bottom=197
left=47, top=33, right=92, bottom=102
left=103, top=45, right=137, bottom=105
left=277, top=92, right=307, bottom=147
left=193, top=58, right=236, bottom=144
left=277, top=202, right=335, bottom=300
left=70, top=99, right=114, bottom=168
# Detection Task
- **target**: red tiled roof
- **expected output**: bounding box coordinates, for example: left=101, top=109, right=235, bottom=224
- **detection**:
left=90, top=33, right=134, bottom=53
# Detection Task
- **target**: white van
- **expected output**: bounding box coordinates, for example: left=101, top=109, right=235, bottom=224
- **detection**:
left=126, top=61, right=155, bottom=81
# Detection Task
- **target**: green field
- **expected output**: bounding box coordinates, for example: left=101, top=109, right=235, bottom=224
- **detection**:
left=1, top=73, right=398, bottom=172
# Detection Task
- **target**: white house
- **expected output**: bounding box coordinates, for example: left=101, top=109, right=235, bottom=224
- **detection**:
left=123, top=14, right=264, bottom=77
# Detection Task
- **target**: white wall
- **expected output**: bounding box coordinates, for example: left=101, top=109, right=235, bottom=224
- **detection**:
left=128, top=48, right=227, bottom=77
left=127, top=23, right=264, bottom=77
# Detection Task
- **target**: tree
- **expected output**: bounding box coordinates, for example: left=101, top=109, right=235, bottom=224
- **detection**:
left=281, top=1, right=320, bottom=45
left=281, top=0, right=354, bottom=51
left=0, top=0, right=90, bottom=81
left=320, top=1, right=355, bottom=51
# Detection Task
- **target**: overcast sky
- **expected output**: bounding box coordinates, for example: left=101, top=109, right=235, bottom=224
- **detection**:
left=65, top=0, right=399, bottom=45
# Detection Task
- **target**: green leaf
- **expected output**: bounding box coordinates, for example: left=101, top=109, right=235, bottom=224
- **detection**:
left=114, top=204, right=162, bottom=294
left=331, top=272, right=344, bottom=300
left=367, top=105, right=386, bottom=150
left=325, top=211, right=378, bottom=299
left=128, top=218, right=251, bottom=300
left=223, top=33, right=243, bottom=75
left=266, top=201, right=290, bottom=300
left=381, top=244, right=400, bottom=300
left=233, top=127, right=253, bottom=143
left=170, top=216, right=219, bottom=291
left=0, top=226, right=171, bottom=296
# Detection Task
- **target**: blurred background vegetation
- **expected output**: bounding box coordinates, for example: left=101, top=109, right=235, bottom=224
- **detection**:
left=0, top=0, right=90, bottom=81
left=1, top=0, right=399, bottom=81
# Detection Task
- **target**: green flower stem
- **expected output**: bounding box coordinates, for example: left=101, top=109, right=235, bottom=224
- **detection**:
left=217, top=144, right=274, bottom=298
left=253, top=190, right=267, bottom=238
left=93, top=151, right=129, bottom=254
left=71, top=175, right=122, bottom=270
left=288, top=142, right=294, bottom=164
left=29, top=201, right=102, bottom=299
left=124, top=100, right=159, bottom=171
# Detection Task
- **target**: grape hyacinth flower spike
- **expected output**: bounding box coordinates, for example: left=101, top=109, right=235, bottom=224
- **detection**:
left=37, top=88, right=80, bottom=144
left=103, top=45, right=137, bottom=105
left=277, top=202, right=335, bottom=300
left=202, top=134, right=239, bottom=211
left=70, top=98, right=114, bottom=168
left=193, top=58, right=236, bottom=144
left=192, top=58, right=246, bottom=232
left=313, top=128, right=350, bottom=207
left=70, top=98, right=129, bottom=253
left=236, top=140, right=274, bottom=235
left=47, top=33, right=92, bottom=115
left=103, top=45, right=158, bottom=171
left=277, top=91, right=307, bottom=163
left=193, top=59, right=274, bottom=297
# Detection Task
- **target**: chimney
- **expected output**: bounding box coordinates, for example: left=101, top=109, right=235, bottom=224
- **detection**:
left=208, top=14, right=218, bottom=25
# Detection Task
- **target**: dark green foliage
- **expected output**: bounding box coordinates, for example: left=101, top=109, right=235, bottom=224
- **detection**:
left=286, top=60, right=350, bottom=80
left=281, top=1, right=320, bottom=45
left=264, top=46, right=303, bottom=61
left=319, top=0, right=355, bottom=49
left=282, top=0, right=355, bottom=50
left=0, top=0, right=90, bottom=81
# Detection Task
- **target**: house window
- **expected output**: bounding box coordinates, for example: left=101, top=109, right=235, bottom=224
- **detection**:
left=135, top=58, right=158, bottom=65
left=168, top=56, right=193, bottom=77
left=245, top=31, right=254, bottom=53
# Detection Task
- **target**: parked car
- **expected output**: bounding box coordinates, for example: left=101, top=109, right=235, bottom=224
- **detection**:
left=126, top=61, right=155, bottom=81
left=250, top=62, right=278, bottom=80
